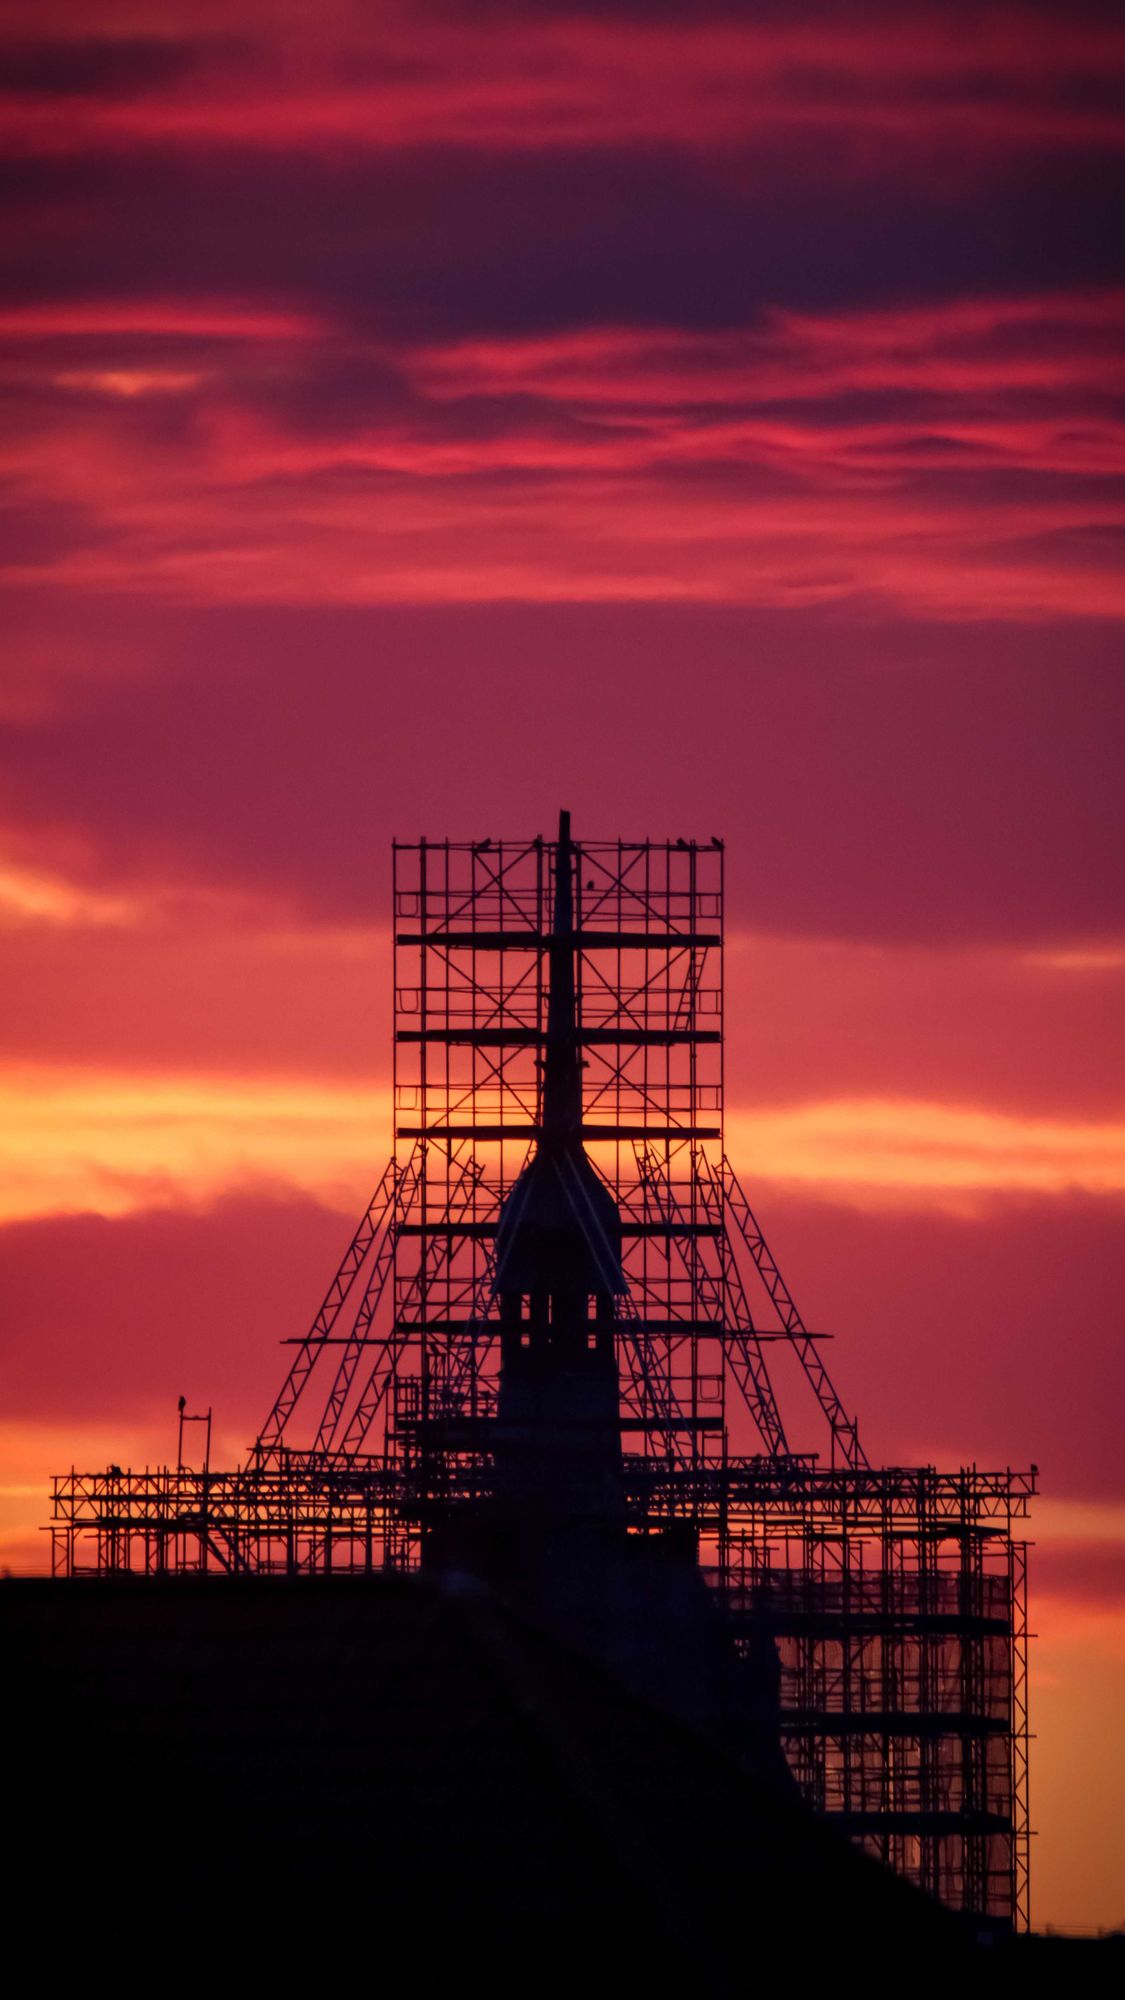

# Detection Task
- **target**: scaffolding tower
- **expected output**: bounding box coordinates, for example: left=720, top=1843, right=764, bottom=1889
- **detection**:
left=51, top=824, right=1034, bottom=1932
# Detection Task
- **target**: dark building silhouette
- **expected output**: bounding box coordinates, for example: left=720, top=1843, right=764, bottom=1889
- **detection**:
left=38, top=815, right=1040, bottom=1950
left=7, top=1575, right=974, bottom=1989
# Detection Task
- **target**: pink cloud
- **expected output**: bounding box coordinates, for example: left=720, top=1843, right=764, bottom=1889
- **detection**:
left=746, top=1189, right=1124, bottom=1497
left=0, top=908, right=1122, bottom=1122
left=2, top=12, right=1122, bottom=164
left=0, top=1190, right=350, bottom=1430
left=2, top=288, right=1122, bottom=620
left=412, top=292, right=1125, bottom=406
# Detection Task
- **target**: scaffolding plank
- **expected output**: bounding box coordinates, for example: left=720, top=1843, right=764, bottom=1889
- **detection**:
left=395, top=930, right=720, bottom=949
left=395, top=1124, right=721, bottom=1140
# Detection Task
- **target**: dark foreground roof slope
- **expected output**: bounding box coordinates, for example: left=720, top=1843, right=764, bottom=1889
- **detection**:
left=6, top=1575, right=967, bottom=1990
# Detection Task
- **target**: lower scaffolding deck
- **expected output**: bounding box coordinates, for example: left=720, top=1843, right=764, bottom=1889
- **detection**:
left=50, top=1455, right=1034, bottom=1931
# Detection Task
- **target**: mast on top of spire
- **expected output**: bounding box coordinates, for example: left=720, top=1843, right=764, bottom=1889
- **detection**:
left=542, top=808, right=581, bottom=1146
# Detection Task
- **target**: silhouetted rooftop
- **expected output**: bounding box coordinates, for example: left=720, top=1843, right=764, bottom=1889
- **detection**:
left=7, top=1573, right=971, bottom=1991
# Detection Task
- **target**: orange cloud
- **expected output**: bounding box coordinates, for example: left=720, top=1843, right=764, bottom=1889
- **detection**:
left=0, top=1067, right=394, bottom=1222
left=0, top=1062, right=1122, bottom=1226
left=0, top=859, right=140, bottom=928
left=727, top=1100, right=1125, bottom=1203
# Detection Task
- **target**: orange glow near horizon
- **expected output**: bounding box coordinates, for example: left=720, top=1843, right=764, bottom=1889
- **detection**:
left=0, top=1065, right=1122, bottom=1227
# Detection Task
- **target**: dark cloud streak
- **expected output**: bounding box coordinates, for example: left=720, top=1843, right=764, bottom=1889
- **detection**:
left=2, top=146, right=1123, bottom=338
left=0, top=36, right=220, bottom=100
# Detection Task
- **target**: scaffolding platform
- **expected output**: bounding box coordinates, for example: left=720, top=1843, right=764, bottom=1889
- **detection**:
left=50, top=824, right=1035, bottom=1931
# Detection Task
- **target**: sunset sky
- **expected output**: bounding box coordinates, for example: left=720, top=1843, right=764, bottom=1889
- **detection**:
left=1, top=0, right=1123, bottom=1931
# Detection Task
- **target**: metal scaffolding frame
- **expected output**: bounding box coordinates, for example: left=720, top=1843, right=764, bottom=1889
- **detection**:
left=50, top=825, right=1034, bottom=1933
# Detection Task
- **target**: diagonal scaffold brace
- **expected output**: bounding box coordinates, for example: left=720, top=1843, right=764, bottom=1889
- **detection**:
left=330, top=1145, right=494, bottom=1458
left=251, top=1150, right=415, bottom=1463
left=634, top=1140, right=789, bottom=1458
left=720, top=1154, right=866, bottom=1469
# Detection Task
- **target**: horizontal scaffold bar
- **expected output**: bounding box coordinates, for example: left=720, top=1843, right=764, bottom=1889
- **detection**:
left=51, top=1459, right=1036, bottom=1497
left=398, top=1417, right=724, bottom=1438
left=828, top=1810, right=1014, bottom=1836
left=395, top=1124, right=721, bottom=1141
left=754, top=1612, right=1013, bottom=1638
left=393, top=839, right=719, bottom=853
left=396, top=1028, right=721, bottom=1045
left=395, top=1220, right=724, bottom=1238
left=779, top=1711, right=1009, bottom=1737
left=389, top=1316, right=727, bottom=1333
left=395, top=930, right=720, bottom=949
left=50, top=1460, right=1036, bottom=1528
